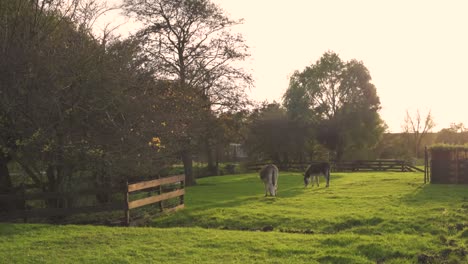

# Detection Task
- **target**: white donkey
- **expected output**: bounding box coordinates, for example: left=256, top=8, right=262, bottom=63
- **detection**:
left=259, top=164, right=279, bottom=196
left=304, top=162, right=330, bottom=188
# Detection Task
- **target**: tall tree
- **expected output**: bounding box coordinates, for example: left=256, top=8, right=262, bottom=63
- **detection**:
left=402, top=109, right=436, bottom=158
left=284, top=51, right=385, bottom=160
left=244, top=103, right=291, bottom=165
left=123, top=0, right=252, bottom=185
left=244, top=102, right=318, bottom=166
left=0, top=0, right=171, bottom=210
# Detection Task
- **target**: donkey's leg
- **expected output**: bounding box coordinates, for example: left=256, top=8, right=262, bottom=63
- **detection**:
left=315, top=175, right=319, bottom=187
left=264, top=183, right=268, bottom=196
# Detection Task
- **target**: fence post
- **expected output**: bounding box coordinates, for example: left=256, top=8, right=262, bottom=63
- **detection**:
left=124, top=180, right=130, bottom=226
left=455, top=148, right=459, bottom=184
left=180, top=174, right=185, bottom=206
left=424, top=146, right=428, bottom=184
left=158, top=175, right=163, bottom=212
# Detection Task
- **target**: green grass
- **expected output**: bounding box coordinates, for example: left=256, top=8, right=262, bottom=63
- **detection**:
left=1, top=171, right=467, bottom=263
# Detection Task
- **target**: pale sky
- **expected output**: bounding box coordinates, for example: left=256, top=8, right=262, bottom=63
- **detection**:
left=99, top=0, right=468, bottom=132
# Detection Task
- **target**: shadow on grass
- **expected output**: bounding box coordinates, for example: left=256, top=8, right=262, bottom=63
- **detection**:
left=150, top=174, right=349, bottom=229
left=401, top=183, right=468, bottom=205
left=0, top=223, right=50, bottom=237
left=188, top=173, right=346, bottom=211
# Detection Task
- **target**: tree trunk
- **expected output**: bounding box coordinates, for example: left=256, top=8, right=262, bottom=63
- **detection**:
left=46, top=164, right=58, bottom=208
left=335, top=147, right=344, bottom=162
left=282, top=152, right=290, bottom=170
left=182, top=149, right=196, bottom=186
left=415, top=135, right=425, bottom=159
left=0, top=155, right=12, bottom=193
left=45, top=163, right=66, bottom=209
left=95, top=172, right=110, bottom=204
left=215, top=145, right=221, bottom=175
left=0, top=155, right=13, bottom=212
left=206, top=141, right=217, bottom=176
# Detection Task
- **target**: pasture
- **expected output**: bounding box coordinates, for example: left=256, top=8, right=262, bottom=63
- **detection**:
left=1, top=171, right=467, bottom=263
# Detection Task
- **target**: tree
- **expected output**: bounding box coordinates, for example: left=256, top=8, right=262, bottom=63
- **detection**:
left=123, top=0, right=252, bottom=185
left=284, top=51, right=385, bottom=161
left=244, top=103, right=290, bottom=165
left=0, top=0, right=172, bottom=210
left=402, top=109, right=436, bottom=158
left=283, top=74, right=327, bottom=162
left=0, top=0, right=84, bottom=198
left=244, top=102, right=318, bottom=166
left=435, top=122, right=468, bottom=145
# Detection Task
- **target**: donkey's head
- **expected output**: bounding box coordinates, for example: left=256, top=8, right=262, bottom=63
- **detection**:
left=267, top=183, right=277, bottom=196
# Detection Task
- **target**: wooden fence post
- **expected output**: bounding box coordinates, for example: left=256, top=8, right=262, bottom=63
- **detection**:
left=158, top=175, right=163, bottom=212
left=124, top=180, right=130, bottom=226
left=424, top=146, right=428, bottom=184
left=455, top=148, right=459, bottom=184
left=180, top=175, right=185, bottom=206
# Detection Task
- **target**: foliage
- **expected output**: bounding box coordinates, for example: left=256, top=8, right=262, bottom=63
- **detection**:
left=373, top=132, right=439, bottom=161
left=435, top=122, right=468, bottom=145
left=284, top=51, right=386, bottom=161
left=243, top=102, right=319, bottom=165
left=123, top=0, right=253, bottom=185
left=0, top=0, right=175, bottom=207
left=429, top=144, right=468, bottom=151
left=1, top=171, right=466, bottom=263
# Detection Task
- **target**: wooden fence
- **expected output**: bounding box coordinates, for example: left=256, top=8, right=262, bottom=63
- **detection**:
left=125, top=174, right=185, bottom=226
left=247, top=160, right=424, bottom=173
left=0, top=174, right=185, bottom=226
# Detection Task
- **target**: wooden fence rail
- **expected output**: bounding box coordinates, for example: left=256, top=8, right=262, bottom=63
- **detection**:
left=247, top=160, right=424, bottom=173
left=124, top=174, right=185, bottom=225
left=0, top=174, right=185, bottom=226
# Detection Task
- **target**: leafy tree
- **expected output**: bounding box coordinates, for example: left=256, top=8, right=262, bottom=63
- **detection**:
left=283, top=79, right=314, bottom=123
left=283, top=75, right=330, bottom=163
left=284, top=51, right=385, bottom=160
left=244, top=103, right=289, bottom=165
left=0, top=0, right=82, bottom=197
left=244, top=102, right=318, bottom=166
left=435, top=122, right=468, bottom=145
left=402, top=109, right=436, bottom=158
left=0, top=0, right=172, bottom=210
left=123, top=0, right=252, bottom=185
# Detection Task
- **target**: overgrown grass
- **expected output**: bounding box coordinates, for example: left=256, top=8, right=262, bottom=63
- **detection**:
left=1, top=171, right=467, bottom=263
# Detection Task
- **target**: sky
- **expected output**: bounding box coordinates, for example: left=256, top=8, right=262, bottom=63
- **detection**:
left=99, top=0, right=468, bottom=132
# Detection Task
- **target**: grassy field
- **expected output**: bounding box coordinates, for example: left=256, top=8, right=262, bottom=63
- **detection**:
left=1, top=171, right=467, bottom=263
